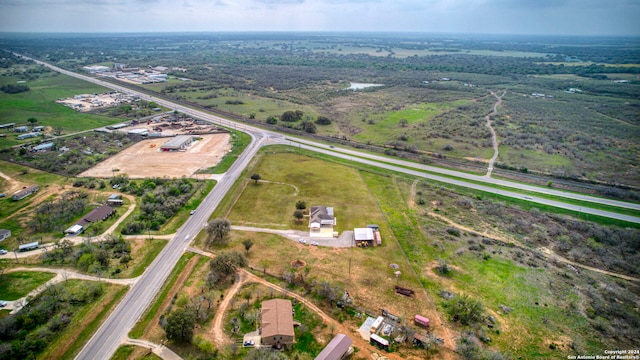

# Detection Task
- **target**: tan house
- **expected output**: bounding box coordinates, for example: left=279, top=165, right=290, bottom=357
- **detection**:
left=261, top=299, right=295, bottom=348
left=309, top=206, right=336, bottom=238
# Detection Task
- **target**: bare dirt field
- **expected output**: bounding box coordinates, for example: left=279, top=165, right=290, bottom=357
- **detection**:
left=79, top=133, right=231, bottom=179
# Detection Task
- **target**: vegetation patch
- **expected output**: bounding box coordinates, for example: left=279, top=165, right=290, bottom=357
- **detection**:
left=0, top=271, right=56, bottom=300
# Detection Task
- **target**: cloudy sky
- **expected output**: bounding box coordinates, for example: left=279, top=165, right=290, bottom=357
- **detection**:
left=0, top=0, right=639, bottom=35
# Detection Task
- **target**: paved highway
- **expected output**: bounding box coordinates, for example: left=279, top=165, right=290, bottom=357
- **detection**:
left=11, top=54, right=639, bottom=359
left=19, top=53, right=640, bottom=215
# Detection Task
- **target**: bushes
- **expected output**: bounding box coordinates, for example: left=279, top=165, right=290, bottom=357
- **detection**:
left=121, top=177, right=195, bottom=234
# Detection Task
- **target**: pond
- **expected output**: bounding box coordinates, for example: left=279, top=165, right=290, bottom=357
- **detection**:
left=348, top=82, right=383, bottom=90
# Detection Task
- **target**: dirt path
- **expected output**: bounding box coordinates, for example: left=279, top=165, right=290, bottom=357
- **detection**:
left=422, top=210, right=640, bottom=283
left=0, top=170, right=25, bottom=194
left=188, top=247, right=400, bottom=360
left=485, top=90, right=505, bottom=178
left=5, top=267, right=138, bottom=314
left=257, top=179, right=299, bottom=195
left=124, top=338, right=183, bottom=360
left=210, top=271, right=247, bottom=345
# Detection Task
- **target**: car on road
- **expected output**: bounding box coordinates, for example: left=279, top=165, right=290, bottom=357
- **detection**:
left=298, top=239, right=307, bottom=244
left=311, top=241, right=319, bottom=246
left=190, top=210, right=196, bottom=215
left=523, top=196, right=533, bottom=200
left=0, top=301, right=7, bottom=307
left=0, top=249, right=7, bottom=255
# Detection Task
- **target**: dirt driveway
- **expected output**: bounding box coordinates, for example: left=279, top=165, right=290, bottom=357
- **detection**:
left=80, top=133, right=230, bottom=179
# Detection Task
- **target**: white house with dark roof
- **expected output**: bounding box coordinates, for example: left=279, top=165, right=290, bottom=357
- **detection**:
left=309, top=206, right=336, bottom=238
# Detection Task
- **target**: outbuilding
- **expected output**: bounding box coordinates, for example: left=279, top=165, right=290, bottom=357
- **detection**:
left=314, top=334, right=353, bottom=360
left=160, top=135, right=194, bottom=151
left=12, top=185, right=39, bottom=200
left=64, top=224, right=84, bottom=236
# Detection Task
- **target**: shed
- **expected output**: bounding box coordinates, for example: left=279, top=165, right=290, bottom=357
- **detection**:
left=354, top=227, right=375, bottom=247
left=65, top=224, right=84, bottom=236
left=314, top=334, right=353, bottom=360
left=14, top=126, right=29, bottom=133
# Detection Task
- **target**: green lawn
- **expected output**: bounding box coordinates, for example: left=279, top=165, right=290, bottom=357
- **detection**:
left=0, top=71, right=125, bottom=148
left=226, top=150, right=387, bottom=232
left=0, top=271, right=56, bottom=300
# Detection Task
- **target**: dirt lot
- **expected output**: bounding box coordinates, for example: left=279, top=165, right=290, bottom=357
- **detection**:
left=79, top=134, right=231, bottom=179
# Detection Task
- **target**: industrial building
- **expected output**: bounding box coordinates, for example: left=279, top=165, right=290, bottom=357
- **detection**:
left=160, top=135, right=194, bottom=151
left=128, top=128, right=149, bottom=136
left=17, top=132, right=42, bottom=140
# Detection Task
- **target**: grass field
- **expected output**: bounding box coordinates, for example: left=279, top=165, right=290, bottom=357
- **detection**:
left=0, top=271, right=56, bottom=300
left=226, top=150, right=388, bottom=231
left=0, top=72, right=124, bottom=147
left=111, top=345, right=161, bottom=360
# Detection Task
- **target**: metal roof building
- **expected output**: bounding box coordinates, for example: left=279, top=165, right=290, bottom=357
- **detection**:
left=314, top=334, right=353, bottom=360
left=160, top=135, right=194, bottom=151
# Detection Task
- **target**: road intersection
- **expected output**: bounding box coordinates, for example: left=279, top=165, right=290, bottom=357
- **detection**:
left=10, top=54, right=639, bottom=359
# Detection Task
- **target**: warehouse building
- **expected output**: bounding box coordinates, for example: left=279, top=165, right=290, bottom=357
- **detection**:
left=160, top=135, right=194, bottom=151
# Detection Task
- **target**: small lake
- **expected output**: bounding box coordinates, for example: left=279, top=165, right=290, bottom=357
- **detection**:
left=348, top=82, right=383, bottom=90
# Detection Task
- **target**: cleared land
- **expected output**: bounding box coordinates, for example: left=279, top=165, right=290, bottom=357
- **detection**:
left=80, top=133, right=231, bottom=179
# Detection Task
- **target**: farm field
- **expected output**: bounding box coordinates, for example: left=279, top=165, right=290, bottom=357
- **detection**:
left=79, top=134, right=231, bottom=179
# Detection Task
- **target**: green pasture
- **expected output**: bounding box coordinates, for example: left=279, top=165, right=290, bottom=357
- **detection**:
left=0, top=271, right=56, bottom=300
left=0, top=72, right=124, bottom=147
left=226, top=150, right=387, bottom=232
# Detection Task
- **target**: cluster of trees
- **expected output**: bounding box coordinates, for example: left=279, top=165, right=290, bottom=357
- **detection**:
left=163, top=251, right=247, bottom=343
left=0, top=280, right=105, bottom=359
left=41, top=234, right=132, bottom=276
left=0, top=84, right=29, bottom=94
left=0, top=132, right=134, bottom=176
left=121, top=177, right=196, bottom=233
left=29, top=191, right=88, bottom=233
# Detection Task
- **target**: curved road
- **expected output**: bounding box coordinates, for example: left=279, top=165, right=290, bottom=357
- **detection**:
left=8, top=54, right=638, bottom=360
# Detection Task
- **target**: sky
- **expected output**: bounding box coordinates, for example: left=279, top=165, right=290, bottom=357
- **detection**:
left=0, top=0, right=639, bottom=36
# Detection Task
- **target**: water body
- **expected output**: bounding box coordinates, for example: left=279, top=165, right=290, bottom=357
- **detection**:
left=348, top=82, right=383, bottom=90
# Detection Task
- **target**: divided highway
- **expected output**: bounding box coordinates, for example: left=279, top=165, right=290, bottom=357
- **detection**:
left=11, top=54, right=639, bottom=360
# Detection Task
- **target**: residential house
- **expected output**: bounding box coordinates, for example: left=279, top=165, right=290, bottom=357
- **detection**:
left=309, top=206, right=336, bottom=238
left=12, top=185, right=39, bottom=200
left=260, top=299, right=295, bottom=348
